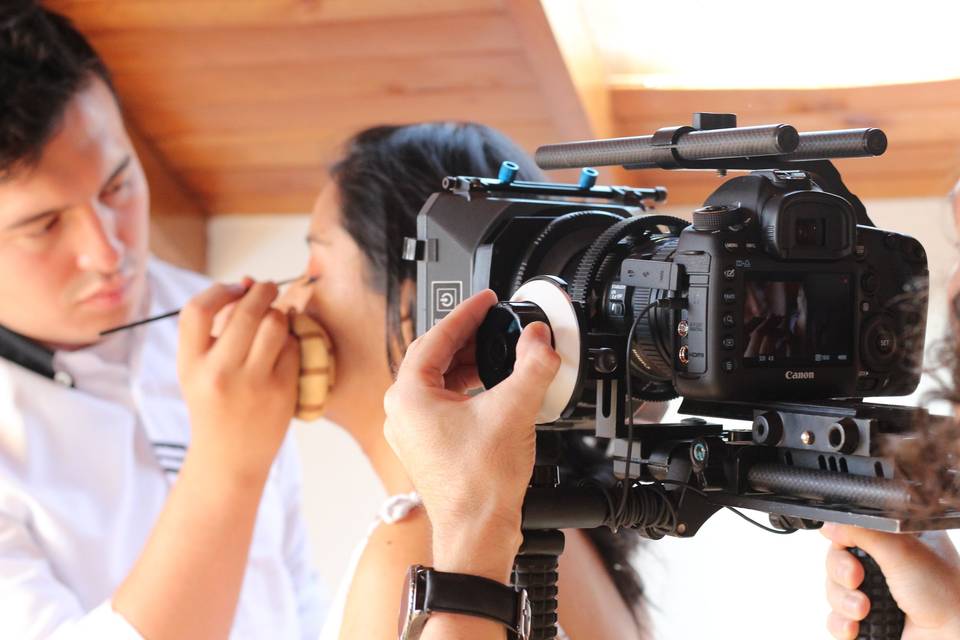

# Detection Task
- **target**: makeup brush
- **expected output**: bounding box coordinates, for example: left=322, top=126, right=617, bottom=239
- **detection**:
left=99, top=275, right=317, bottom=336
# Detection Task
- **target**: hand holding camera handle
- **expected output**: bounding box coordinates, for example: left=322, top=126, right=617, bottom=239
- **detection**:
left=849, top=547, right=905, bottom=640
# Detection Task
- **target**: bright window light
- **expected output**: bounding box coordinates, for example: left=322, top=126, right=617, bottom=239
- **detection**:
left=566, top=0, right=960, bottom=89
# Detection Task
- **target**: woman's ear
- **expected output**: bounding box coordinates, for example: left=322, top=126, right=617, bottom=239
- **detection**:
left=387, top=277, right=417, bottom=375
left=399, top=277, right=416, bottom=349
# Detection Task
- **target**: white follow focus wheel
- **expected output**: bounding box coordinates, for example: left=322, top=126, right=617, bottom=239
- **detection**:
left=510, top=277, right=582, bottom=424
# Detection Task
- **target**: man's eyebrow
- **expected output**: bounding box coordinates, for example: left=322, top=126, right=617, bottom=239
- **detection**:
left=3, top=156, right=133, bottom=232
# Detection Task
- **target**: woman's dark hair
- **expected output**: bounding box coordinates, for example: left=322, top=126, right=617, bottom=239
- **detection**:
left=330, top=122, right=647, bottom=622
left=0, top=1, right=115, bottom=178
left=330, top=122, right=542, bottom=370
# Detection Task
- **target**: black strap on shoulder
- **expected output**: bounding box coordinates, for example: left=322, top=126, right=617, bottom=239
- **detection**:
left=0, top=325, right=70, bottom=385
left=423, top=569, right=522, bottom=636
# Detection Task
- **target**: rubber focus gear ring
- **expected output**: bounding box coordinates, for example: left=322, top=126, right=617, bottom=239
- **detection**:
left=569, top=215, right=689, bottom=310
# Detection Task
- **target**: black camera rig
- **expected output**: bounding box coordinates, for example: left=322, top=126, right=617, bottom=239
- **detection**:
left=405, top=114, right=959, bottom=640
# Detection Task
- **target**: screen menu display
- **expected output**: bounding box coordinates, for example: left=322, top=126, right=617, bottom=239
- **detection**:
left=742, top=272, right=853, bottom=366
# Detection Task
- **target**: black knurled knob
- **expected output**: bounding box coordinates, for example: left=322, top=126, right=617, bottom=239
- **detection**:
left=692, top=205, right=745, bottom=232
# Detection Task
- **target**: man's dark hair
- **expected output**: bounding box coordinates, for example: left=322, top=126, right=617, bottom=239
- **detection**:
left=0, top=2, right=114, bottom=178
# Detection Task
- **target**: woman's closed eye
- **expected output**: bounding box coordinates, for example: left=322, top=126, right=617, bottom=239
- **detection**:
left=306, top=233, right=331, bottom=248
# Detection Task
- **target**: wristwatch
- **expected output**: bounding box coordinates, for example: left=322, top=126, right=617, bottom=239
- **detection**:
left=398, top=565, right=532, bottom=640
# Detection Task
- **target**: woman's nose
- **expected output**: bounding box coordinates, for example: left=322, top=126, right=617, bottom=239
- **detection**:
left=275, top=278, right=313, bottom=314
left=306, top=257, right=322, bottom=281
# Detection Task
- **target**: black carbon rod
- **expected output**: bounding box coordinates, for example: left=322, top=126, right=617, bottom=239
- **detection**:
left=747, top=463, right=913, bottom=511
left=534, top=124, right=798, bottom=170
left=522, top=487, right=610, bottom=530
left=776, top=128, right=888, bottom=161
left=748, top=462, right=908, bottom=639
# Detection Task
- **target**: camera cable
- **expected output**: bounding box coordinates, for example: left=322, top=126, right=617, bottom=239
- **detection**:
left=614, top=297, right=797, bottom=537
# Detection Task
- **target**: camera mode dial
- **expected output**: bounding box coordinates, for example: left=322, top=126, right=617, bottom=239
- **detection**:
left=692, top=205, right=746, bottom=232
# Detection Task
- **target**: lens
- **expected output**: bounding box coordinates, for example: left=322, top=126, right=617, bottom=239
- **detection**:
left=503, top=211, right=687, bottom=403
left=795, top=218, right=823, bottom=247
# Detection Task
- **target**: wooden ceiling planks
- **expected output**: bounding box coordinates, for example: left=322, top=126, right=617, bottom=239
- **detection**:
left=110, top=54, right=535, bottom=109
left=131, top=86, right=546, bottom=139
left=46, top=0, right=960, bottom=219
left=611, top=79, right=960, bottom=204
left=47, top=0, right=506, bottom=30
left=46, top=0, right=573, bottom=215
left=156, top=118, right=560, bottom=171
left=87, top=14, right=523, bottom=72
left=185, top=166, right=326, bottom=214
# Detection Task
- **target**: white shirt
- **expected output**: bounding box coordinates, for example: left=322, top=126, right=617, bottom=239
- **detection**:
left=0, top=259, right=326, bottom=639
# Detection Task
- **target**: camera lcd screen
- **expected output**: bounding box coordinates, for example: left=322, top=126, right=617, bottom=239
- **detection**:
left=741, top=272, right=853, bottom=366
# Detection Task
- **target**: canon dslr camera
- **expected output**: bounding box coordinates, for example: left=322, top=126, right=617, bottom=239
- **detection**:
left=632, top=168, right=927, bottom=400
left=406, top=115, right=928, bottom=430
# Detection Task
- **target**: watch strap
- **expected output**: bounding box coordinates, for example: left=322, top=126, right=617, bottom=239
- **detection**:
left=423, top=569, right=526, bottom=637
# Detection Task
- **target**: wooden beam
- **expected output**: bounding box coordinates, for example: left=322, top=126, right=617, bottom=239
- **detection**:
left=149, top=215, right=208, bottom=274
left=615, top=147, right=960, bottom=206
left=127, top=123, right=209, bottom=271
left=611, top=80, right=960, bottom=203
left=128, top=124, right=206, bottom=217
left=611, top=79, right=960, bottom=123
left=507, top=0, right=613, bottom=142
